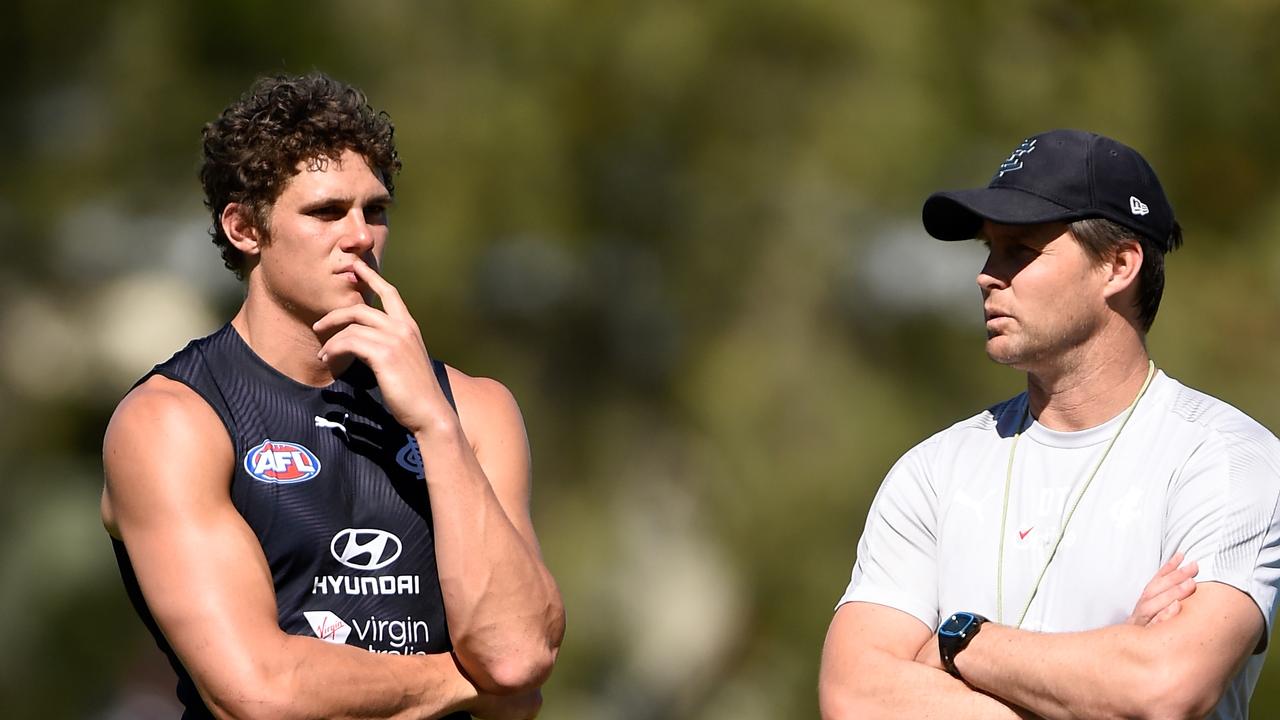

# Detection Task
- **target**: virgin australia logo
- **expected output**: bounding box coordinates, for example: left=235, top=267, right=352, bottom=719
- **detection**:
left=304, top=610, right=351, bottom=644
left=995, top=138, right=1037, bottom=178
left=397, top=434, right=425, bottom=479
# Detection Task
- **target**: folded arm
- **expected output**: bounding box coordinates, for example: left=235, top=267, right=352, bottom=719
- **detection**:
left=103, top=377, right=535, bottom=720
left=314, top=258, right=564, bottom=695
left=944, top=582, right=1263, bottom=720
left=418, top=370, right=566, bottom=694
left=819, top=601, right=1036, bottom=720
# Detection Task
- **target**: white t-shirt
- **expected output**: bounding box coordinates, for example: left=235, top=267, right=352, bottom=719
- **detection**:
left=840, top=371, right=1280, bottom=719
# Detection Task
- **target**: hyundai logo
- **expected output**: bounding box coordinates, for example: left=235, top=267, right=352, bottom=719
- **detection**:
left=330, top=529, right=403, bottom=571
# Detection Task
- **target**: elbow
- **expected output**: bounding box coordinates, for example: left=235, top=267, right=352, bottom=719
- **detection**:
left=1129, top=658, right=1223, bottom=720
left=205, top=694, right=294, bottom=720
left=819, top=691, right=878, bottom=720
left=463, top=602, right=565, bottom=695
left=200, top=670, right=301, bottom=720
left=818, top=676, right=879, bottom=720
left=461, top=630, right=561, bottom=695
left=817, top=692, right=854, bottom=720
left=468, top=648, right=558, bottom=695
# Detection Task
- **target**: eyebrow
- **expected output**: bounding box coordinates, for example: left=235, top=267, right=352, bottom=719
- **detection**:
left=980, top=226, right=1040, bottom=244
left=299, top=193, right=394, bottom=212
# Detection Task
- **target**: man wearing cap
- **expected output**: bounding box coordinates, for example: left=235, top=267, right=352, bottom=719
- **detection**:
left=819, top=129, right=1280, bottom=719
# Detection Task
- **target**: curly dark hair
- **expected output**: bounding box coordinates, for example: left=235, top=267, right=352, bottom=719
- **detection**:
left=200, top=72, right=402, bottom=278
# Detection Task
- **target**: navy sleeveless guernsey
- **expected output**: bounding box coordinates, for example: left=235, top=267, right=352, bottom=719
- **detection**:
left=111, top=323, right=469, bottom=719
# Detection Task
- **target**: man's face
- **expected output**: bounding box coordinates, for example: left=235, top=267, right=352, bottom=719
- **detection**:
left=977, top=221, right=1110, bottom=370
left=255, top=148, right=391, bottom=322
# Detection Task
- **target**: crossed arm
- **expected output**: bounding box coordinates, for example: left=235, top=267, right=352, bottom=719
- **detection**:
left=819, top=558, right=1263, bottom=720
left=103, top=259, right=563, bottom=719
left=104, top=380, right=522, bottom=720
left=313, top=257, right=565, bottom=694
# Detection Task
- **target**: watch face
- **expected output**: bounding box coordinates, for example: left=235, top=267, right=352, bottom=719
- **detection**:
left=939, top=613, right=978, bottom=638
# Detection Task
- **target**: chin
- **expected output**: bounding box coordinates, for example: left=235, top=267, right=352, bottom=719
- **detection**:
left=985, top=339, right=1026, bottom=367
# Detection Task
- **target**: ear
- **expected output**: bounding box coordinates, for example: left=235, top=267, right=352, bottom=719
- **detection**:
left=221, top=202, right=265, bottom=259
left=1102, top=239, right=1143, bottom=301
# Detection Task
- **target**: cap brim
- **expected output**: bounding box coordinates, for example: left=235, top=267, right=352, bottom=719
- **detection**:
left=922, top=188, right=1076, bottom=241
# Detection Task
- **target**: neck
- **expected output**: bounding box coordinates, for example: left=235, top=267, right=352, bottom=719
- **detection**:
left=1024, top=325, right=1152, bottom=432
left=231, top=290, right=352, bottom=387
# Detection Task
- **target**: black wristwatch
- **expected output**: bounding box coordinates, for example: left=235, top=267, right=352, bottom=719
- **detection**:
left=938, top=611, right=987, bottom=679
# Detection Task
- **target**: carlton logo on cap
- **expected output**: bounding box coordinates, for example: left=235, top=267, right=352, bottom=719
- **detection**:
left=995, top=138, right=1037, bottom=178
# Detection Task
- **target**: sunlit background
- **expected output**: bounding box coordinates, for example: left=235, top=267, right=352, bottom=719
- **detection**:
left=7, top=2, right=1280, bottom=717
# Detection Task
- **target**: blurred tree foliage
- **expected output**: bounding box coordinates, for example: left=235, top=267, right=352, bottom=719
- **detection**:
left=6, top=1, right=1280, bottom=718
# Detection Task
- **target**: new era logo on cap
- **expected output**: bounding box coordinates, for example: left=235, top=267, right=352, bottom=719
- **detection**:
left=1129, top=196, right=1149, bottom=216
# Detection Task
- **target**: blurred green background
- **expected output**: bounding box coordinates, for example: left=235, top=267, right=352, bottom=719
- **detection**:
left=6, top=1, right=1280, bottom=717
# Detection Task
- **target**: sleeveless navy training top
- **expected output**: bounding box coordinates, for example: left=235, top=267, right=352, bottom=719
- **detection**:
left=111, top=323, right=468, bottom=719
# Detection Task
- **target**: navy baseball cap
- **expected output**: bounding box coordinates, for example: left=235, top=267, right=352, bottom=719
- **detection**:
left=922, top=129, right=1177, bottom=250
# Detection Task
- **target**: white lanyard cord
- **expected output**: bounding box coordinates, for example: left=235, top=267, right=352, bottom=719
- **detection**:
left=996, top=360, right=1157, bottom=627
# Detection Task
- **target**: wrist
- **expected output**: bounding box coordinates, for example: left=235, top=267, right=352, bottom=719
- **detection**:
left=439, top=652, right=481, bottom=713
left=406, top=410, right=463, bottom=443
left=938, top=611, right=988, bottom=680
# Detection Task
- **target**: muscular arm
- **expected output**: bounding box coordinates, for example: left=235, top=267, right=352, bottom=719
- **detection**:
left=819, top=602, right=1034, bottom=720
left=414, top=370, right=565, bottom=693
left=103, top=378, right=529, bottom=720
left=947, top=583, right=1263, bottom=720
left=316, top=257, right=565, bottom=694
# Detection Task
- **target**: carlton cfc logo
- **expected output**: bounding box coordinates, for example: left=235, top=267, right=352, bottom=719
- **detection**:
left=244, top=439, right=322, bottom=483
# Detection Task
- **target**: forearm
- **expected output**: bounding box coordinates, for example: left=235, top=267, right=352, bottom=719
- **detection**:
left=955, top=623, right=1200, bottom=720
left=822, top=648, right=1035, bottom=720
left=199, top=639, right=475, bottom=720
left=418, top=421, right=564, bottom=691
left=821, top=605, right=1036, bottom=720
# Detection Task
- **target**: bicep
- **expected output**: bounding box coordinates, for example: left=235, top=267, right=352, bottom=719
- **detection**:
left=105, top=381, right=284, bottom=699
left=1160, top=581, right=1263, bottom=689
left=824, top=601, right=936, bottom=666
left=820, top=602, right=937, bottom=716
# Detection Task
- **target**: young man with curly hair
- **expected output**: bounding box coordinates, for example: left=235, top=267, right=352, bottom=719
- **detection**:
left=820, top=130, right=1280, bottom=719
left=102, top=72, right=563, bottom=720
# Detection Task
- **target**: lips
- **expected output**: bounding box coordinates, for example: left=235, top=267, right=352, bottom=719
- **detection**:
left=984, top=307, right=1014, bottom=338
left=984, top=306, right=1012, bottom=322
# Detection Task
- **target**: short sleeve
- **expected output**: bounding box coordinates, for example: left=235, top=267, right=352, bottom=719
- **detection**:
left=1165, top=428, right=1280, bottom=652
left=837, top=438, right=941, bottom=632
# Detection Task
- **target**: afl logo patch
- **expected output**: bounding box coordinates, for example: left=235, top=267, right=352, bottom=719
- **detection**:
left=244, top=439, right=322, bottom=484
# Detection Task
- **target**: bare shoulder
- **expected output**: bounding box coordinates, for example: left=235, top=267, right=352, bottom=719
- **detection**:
left=110, top=371, right=216, bottom=418
left=443, top=365, right=527, bottom=439
left=102, top=375, right=233, bottom=535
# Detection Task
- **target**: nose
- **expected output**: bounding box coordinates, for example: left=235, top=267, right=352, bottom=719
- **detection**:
left=977, top=252, right=1005, bottom=295
left=339, top=208, right=376, bottom=256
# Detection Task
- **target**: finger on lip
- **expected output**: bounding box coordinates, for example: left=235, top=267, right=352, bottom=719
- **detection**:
left=352, top=255, right=383, bottom=277
left=349, top=257, right=387, bottom=291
